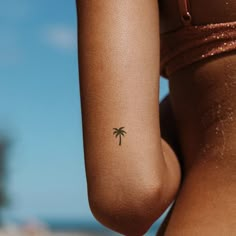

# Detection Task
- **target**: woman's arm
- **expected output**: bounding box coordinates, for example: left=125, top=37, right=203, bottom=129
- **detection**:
left=76, top=1, right=181, bottom=235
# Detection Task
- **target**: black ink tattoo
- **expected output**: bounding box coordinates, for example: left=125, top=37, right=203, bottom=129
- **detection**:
left=113, top=127, right=127, bottom=146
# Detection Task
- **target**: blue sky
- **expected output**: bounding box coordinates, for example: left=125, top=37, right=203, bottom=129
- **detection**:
left=0, top=0, right=169, bottom=225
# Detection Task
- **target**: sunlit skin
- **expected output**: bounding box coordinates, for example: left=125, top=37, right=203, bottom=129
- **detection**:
left=76, top=0, right=236, bottom=235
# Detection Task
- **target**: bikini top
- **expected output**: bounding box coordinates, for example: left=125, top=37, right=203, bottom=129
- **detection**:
left=160, top=0, right=236, bottom=79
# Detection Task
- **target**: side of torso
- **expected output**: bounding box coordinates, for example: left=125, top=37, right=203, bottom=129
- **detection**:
left=158, top=51, right=236, bottom=235
left=157, top=1, right=236, bottom=234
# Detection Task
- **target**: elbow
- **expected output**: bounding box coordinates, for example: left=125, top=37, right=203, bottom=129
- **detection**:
left=88, top=182, right=165, bottom=236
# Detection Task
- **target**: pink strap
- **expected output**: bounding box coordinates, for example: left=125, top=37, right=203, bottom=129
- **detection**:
left=178, top=0, right=192, bottom=25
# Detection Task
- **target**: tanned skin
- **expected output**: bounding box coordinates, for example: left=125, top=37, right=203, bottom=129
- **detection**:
left=76, top=1, right=180, bottom=235
left=157, top=0, right=236, bottom=235
left=76, top=0, right=236, bottom=235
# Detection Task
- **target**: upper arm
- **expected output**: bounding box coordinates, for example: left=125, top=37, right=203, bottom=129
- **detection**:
left=77, top=0, right=163, bottom=185
left=77, top=0, right=161, bottom=139
left=77, top=1, right=180, bottom=235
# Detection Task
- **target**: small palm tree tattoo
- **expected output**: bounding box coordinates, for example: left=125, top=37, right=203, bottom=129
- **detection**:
left=113, top=127, right=127, bottom=146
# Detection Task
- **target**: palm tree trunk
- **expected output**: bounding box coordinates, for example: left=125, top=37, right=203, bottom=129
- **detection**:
left=119, top=135, right=121, bottom=145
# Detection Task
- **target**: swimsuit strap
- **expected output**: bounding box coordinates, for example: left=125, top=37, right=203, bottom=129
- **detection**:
left=178, top=0, right=192, bottom=26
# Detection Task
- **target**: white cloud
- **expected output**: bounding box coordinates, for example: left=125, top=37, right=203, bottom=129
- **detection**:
left=41, top=25, right=77, bottom=51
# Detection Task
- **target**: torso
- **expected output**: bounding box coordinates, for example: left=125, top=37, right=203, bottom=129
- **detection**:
left=157, top=51, right=236, bottom=235
left=158, top=0, right=236, bottom=233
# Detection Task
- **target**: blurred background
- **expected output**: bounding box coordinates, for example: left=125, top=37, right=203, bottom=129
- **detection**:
left=0, top=0, right=170, bottom=235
